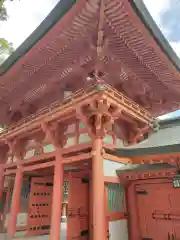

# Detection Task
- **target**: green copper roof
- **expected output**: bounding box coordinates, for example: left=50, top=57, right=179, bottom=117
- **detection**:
left=111, top=144, right=180, bottom=157
left=0, top=0, right=180, bottom=75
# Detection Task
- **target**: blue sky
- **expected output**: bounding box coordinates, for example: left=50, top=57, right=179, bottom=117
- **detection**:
left=143, top=0, right=180, bottom=119
left=0, top=0, right=180, bottom=119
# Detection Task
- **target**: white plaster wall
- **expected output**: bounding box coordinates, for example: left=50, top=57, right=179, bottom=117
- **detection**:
left=103, top=159, right=126, bottom=177
left=103, top=159, right=140, bottom=177
left=109, top=220, right=128, bottom=240
left=4, top=213, right=28, bottom=228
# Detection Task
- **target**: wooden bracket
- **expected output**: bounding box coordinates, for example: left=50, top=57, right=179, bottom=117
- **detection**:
left=76, top=96, right=114, bottom=138
left=6, top=138, right=26, bottom=162
left=41, top=122, right=67, bottom=148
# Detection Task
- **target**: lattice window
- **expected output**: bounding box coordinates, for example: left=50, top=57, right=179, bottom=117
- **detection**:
left=20, top=180, right=31, bottom=212
left=63, top=180, right=68, bottom=201
left=7, top=179, right=31, bottom=213
left=107, top=183, right=125, bottom=213
left=7, top=182, right=14, bottom=213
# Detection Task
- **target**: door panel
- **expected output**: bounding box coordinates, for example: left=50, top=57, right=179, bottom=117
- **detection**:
left=136, top=183, right=175, bottom=240
left=27, top=177, right=53, bottom=236
left=67, top=176, right=89, bottom=240
left=168, top=187, right=180, bottom=239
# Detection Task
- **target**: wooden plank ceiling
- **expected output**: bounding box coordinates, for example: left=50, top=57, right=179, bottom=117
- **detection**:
left=0, top=0, right=180, bottom=125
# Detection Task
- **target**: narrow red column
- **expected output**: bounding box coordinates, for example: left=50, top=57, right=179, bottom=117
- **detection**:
left=0, top=167, right=4, bottom=231
left=128, top=183, right=140, bottom=240
left=0, top=167, right=4, bottom=201
left=50, top=149, right=64, bottom=240
left=92, top=137, right=105, bottom=240
left=7, top=168, right=23, bottom=237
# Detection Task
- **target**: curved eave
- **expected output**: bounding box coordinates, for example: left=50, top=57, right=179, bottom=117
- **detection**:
left=0, top=0, right=76, bottom=75
left=116, top=164, right=175, bottom=175
left=131, top=0, right=180, bottom=72
left=110, top=117, right=180, bottom=157
left=110, top=144, right=180, bottom=157
left=0, top=0, right=180, bottom=76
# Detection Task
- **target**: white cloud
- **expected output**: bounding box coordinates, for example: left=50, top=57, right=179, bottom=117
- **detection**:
left=143, top=0, right=180, bottom=58
left=170, top=41, right=180, bottom=57
left=143, top=0, right=180, bottom=118
left=0, top=0, right=59, bottom=48
left=143, top=0, right=170, bottom=26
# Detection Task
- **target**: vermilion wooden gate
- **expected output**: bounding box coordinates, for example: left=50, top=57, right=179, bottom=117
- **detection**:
left=27, top=177, right=53, bottom=236
left=67, top=176, right=89, bottom=240
left=136, top=182, right=180, bottom=240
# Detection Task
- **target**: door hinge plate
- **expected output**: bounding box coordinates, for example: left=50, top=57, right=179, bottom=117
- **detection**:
left=81, top=229, right=89, bottom=236
left=136, top=190, right=148, bottom=195
left=81, top=178, right=89, bottom=183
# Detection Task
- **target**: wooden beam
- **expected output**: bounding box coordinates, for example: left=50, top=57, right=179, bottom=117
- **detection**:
left=0, top=92, right=99, bottom=141
left=63, top=152, right=91, bottom=164
left=4, top=170, right=16, bottom=176
left=104, top=176, right=120, bottom=183
left=23, top=161, right=55, bottom=172
left=103, top=153, right=132, bottom=164
left=108, top=212, right=128, bottom=221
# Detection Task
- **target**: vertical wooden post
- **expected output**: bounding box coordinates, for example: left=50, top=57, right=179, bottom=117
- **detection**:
left=92, top=137, right=105, bottom=240
left=7, top=168, right=23, bottom=237
left=0, top=167, right=4, bottom=202
left=62, top=203, right=66, bottom=217
left=50, top=149, right=64, bottom=240
left=127, top=183, right=140, bottom=240
left=0, top=167, right=4, bottom=232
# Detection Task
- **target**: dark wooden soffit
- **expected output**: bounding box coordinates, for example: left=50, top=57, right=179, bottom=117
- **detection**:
left=0, top=0, right=180, bottom=124
left=1, top=0, right=179, bottom=74
left=131, top=0, right=180, bottom=72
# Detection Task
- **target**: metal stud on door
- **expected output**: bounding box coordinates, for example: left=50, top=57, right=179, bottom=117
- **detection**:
left=27, top=177, right=53, bottom=236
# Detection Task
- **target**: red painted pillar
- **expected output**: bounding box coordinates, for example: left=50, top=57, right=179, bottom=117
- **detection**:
left=50, top=149, right=64, bottom=240
left=7, top=168, right=23, bottom=237
left=0, top=168, right=4, bottom=231
left=0, top=168, right=4, bottom=201
left=92, top=137, right=105, bottom=240
left=127, top=183, right=140, bottom=240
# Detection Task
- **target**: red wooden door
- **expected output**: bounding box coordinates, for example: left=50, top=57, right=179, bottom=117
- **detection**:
left=67, top=176, right=89, bottom=240
left=168, top=187, right=180, bottom=239
left=27, top=177, right=53, bottom=236
left=136, top=183, right=175, bottom=240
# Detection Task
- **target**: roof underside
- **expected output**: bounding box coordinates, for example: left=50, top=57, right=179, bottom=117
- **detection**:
left=0, top=0, right=180, bottom=125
